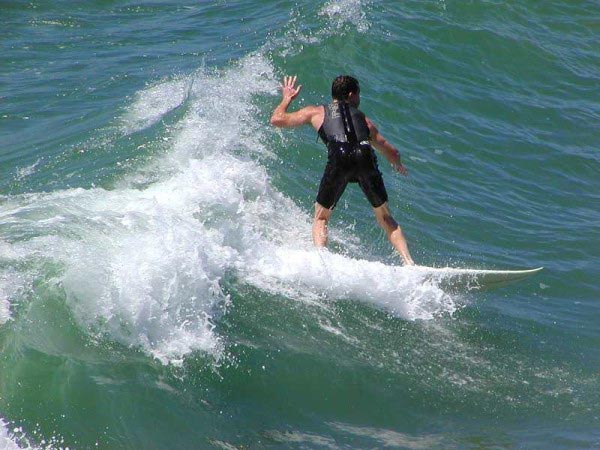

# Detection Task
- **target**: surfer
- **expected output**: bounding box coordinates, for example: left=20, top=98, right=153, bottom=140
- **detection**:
left=270, top=75, right=415, bottom=266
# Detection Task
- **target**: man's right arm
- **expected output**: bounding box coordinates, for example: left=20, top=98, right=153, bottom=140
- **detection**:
left=270, top=103, right=321, bottom=128
left=270, top=75, right=321, bottom=129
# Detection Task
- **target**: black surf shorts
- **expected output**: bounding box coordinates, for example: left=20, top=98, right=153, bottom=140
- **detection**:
left=316, top=143, right=388, bottom=210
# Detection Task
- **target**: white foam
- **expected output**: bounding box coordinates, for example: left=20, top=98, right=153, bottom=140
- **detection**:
left=329, top=422, right=442, bottom=449
left=0, top=257, right=34, bottom=326
left=0, top=53, right=304, bottom=365
left=0, top=419, right=37, bottom=450
left=15, top=159, right=42, bottom=180
left=0, top=418, right=71, bottom=449
left=0, top=300, right=9, bottom=326
left=0, top=50, right=458, bottom=365
left=264, top=430, right=337, bottom=449
left=0, top=275, right=14, bottom=326
left=266, top=0, right=371, bottom=58
left=241, top=248, right=456, bottom=320
left=121, top=76, right=191, bottom=134
left=319, top=0, right=371, bottom=33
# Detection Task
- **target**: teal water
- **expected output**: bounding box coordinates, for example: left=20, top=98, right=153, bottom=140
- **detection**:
left=1, top=1, right=599, bottom=448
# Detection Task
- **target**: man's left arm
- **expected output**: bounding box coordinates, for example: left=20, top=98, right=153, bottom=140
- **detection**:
left=366, top=117, right=408, bottom=176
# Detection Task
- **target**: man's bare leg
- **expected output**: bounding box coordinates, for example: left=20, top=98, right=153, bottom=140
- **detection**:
left=373, top=202, right=415, bottom=266
left=313, top=203, right=332, bottom=247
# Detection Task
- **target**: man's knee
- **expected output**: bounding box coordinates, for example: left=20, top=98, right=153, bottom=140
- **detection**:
left=373, top=205, right=398, bottom=232
left=378, top=213, right=398, bottom=231
left=314, top=203, right=332, bottom=221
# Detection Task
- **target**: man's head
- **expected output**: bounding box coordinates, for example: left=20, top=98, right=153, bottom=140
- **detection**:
left=331, top=75, right=360, bottom=106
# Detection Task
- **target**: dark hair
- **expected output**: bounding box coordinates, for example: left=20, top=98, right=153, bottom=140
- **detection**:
left=331, top=75, right=360, bottom=101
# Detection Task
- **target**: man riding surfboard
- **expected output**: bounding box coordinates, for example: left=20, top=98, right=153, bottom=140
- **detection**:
left=270, top=75, right=415, bottom=266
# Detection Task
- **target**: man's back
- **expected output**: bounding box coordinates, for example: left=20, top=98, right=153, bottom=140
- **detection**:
left=318, top=101, right=370, bottom=146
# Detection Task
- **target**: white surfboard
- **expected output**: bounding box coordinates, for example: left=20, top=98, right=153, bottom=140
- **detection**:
left=413, top=266, right=544, bottom=291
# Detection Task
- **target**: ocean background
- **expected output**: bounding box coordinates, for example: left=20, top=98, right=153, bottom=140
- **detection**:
left=1, top=0, right=599, bottom=448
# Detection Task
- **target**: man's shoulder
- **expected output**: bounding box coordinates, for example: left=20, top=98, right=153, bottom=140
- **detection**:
left=303, top=104, right=325, bottom=130
left=305, top=104, right=325, bottom=113
left=301, top=104, right=325, bottom=119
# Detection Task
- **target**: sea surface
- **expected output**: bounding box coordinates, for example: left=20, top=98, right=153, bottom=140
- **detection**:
left=1, top=1, right=599, bottom=448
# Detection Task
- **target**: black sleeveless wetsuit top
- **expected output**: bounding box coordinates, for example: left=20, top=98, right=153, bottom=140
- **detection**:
left=315, top=102, right=388, bottom=209
left=318, top=101, right=371, bottom=147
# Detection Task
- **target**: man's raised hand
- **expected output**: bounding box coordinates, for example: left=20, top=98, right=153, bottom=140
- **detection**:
left=280, top=75, right=302, bottom=102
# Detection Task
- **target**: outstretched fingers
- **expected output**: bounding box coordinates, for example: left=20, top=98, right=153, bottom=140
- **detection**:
left=280, top=75, right=302, bottom=99
left=283, top=75, right=296, bottom=87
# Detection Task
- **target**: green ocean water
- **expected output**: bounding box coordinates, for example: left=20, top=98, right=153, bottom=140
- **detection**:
left=1, top=0, right=599, bottom=448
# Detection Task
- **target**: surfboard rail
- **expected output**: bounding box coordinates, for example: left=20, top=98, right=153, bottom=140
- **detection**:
left=413, top=266, right=544, bottom=291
